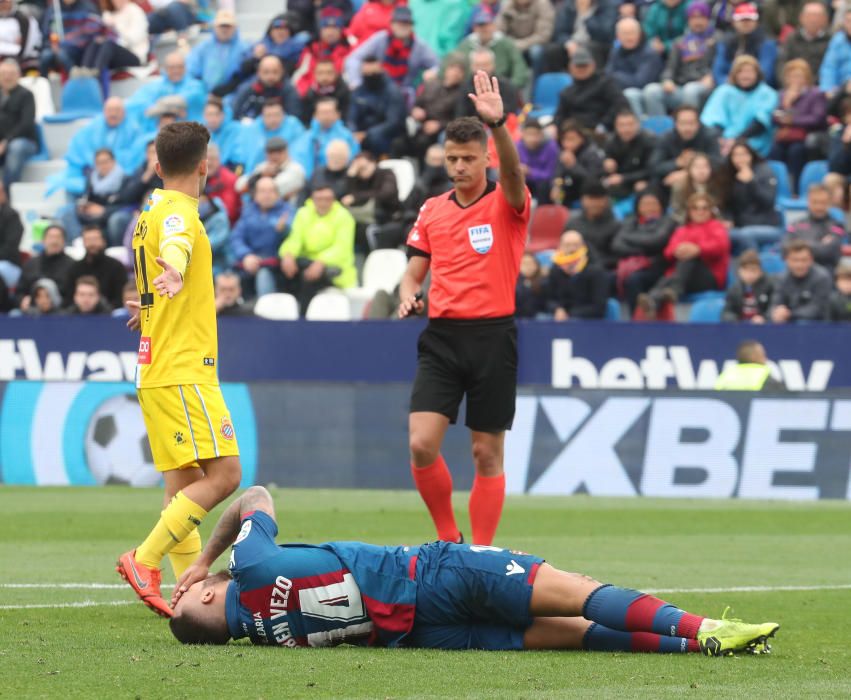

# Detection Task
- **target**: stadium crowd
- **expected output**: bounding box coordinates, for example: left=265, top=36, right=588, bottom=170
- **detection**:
left=1, top=0, right=851, bottom=321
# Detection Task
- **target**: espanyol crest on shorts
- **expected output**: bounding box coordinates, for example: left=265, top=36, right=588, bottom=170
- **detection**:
left=468, top=224, right=494, bottom=254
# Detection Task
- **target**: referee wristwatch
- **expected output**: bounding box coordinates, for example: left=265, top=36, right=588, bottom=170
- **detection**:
left=482, top=115, right=507, bottom=129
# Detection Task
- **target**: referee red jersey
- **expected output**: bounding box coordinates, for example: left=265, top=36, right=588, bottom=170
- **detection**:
left=406, top=181, right=531, bottom=319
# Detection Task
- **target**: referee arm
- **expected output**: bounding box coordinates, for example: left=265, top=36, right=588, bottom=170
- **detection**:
left=399, top=256, right=429, bottom=318
left=468, top=70, right=527, bottom=212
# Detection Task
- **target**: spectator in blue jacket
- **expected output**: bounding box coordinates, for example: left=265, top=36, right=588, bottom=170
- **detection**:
left=203, top=97, right=244, bottom=171
left=242, top=99, right=307, bottom=172
left=820, top=9, right=851, bottom=96
left=230, top=176, right=293, bottom=298
left=606, top=18, right=664, bottom=119
left=232, top=54, right=302, bottom=121
left=248, top=14, right=311, bottom=76
left=292, top=96, right=361, bottom=179
left=712, top=3, right=777, bottom=87
left=187, top=10, right=247, bottom=92
left=347, top=56, right=406, bottom=157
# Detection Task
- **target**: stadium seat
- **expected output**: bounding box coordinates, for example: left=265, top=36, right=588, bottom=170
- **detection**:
left=527, top=204, right=569, bottom=252
left=19, top=75, right=56, bottom=122
left=378, top=159, right=416, bottom=201
left=605, top=298, right=621, bottom=321
left=361, top=248, right=407, bottom=293
left=42, top=118, right=92, bottom=160
left=43, top=77, right=103, bottom=123
left=305, top=290, right=353, bottom=321
left=681, top=289, right=726, bottom=304
left=641, top=115, right=674, bottom=135
left=781, top=160, right=830, bottom=212
left=528, top=72, right=572, bottom=121
left=688, top=295, right=725, bottom=323
left=767, top=160, right=793, bottom=202
left=253, top=293, right=299, bottom=320
left=759, top=250, right=785, bottom=276
left=612, top=196, right=635, bottom=220
left=21, top=158, right=65, bottom=183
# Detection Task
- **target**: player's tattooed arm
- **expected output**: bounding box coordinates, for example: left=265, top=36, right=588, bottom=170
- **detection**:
left=172, top=487, right=276, bottom=605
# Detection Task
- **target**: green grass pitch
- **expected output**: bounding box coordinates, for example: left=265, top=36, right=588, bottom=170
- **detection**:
left=1, top=487, right=850, bottom=699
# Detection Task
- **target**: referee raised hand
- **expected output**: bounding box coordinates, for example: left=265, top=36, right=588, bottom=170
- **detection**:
left=399, top=70, right=530, bottom=546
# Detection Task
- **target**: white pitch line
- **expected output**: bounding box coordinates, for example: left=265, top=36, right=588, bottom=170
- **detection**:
left=0, top=600, right=134, bottom=610
left=0, top=583, right=174, bottom=589
left=647, top=584, right=851, bottom=594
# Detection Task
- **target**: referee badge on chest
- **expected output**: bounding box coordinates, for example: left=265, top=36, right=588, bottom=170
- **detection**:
left=468, top=224, right=494, bottom=254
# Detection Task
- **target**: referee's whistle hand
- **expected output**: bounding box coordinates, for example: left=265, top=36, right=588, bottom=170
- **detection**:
left=398, top=296, right=424, bottom=318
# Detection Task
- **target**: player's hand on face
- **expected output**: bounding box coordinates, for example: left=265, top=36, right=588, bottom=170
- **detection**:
left=153, top=257, right=184, bottom=298
left=398, top=293, right=424, bottom=318
left=172, top=562, right=209, bottom=606
left=468, top=70, right=504, bottom=125
left=126, top=300, right=141, bottom=331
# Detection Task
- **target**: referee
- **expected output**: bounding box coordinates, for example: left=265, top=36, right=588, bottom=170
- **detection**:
left=399, top=71, right=530, bottom=546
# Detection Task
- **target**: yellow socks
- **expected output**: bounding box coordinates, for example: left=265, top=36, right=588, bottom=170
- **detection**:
left=167, top=529, right=202, bottom=578
left=136, top=491, right=208, bottom=570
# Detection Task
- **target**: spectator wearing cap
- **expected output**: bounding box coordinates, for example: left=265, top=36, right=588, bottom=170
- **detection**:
left=712, top=3, right=778, bottom=87
left=80, top=0, right=149, bottom=97
left=143, top=95, right=187, bottom=142
left=516, top=117, right=558, bottom=204
left=39, top=0, right=103, bottom=74
left=186, top=10, right=247, bottom=92
left=819, top=9, right=851, bottom=95
left=546, top=230, right=609, bottom=320
left=344, top=6, right=438, bottom=94
left=230, top=176, right=293, bottom=298
left=205, top=143, right=241, bottom=225
left=237, top=136, right=307, bottom=204
left=203, top=98, right=245, bottom=171
left=341, top=150, right=398, bottom=251
left=611, top=189, right=675, bottom=312
left=233, top=54, right=303, bottom=121
left=454, top=47, right=521, bottom=118
left=545, top=0, right=618, bottom=74
left=702, top=55, right=778, bottom=157
left=722, top=249, right=774, bottom=323
left=0, top=0, right=41, bottom=74
left=549, top=120, right=604, bottom=206
left=408, top=0, right=476, bottom=58
left=292, top=96, right=360, bottom=179
left=146, top=0, right=199, bottom=35
left=279, top=182, right=357, bottom=314
left=769, top=59, right=827, bottom=191
left=243, top=99, right=307, bottom=173
left=605, top=18, right=663, bottom=119
left=286, top=0, right=354, bottom=38
left=453, top=7, right=529, bottom=90
left=309, top=139, right=352, bottom=199
left=15, top=225, right=74, bottom=309
left=302, top=58, right=351, bottom=126
left=649, top=105, right=721, bottom=189
left=349, top=0, right=405, bottom=46
left=293, top=8, right=353, bottom=96
left=642, top=0, right=687, bottom=56
left=0, top=59, right=38, bottom=188
left=777, top=2, right=831, bottom=79
left=568, top=182, right=622, bottom=270
left=347, top=55, right=406, bottom=157
left=602, top=109, right=656, bottom=201
left=495, top=0, right=554, bottom=76
left=770, top=239, right=832, bottom=323
left=409, top=56, right=466, bottom=161
left=248, top=14, right=311, bottom=77
left=125, top=52, right=206, bottom=132
left=782, top=183, right=844, bottom=269
left=642, top=2, right=717, bottom=117
left=827, top=259, right=851, bottom=321
left=551, top=45, right=629, bottom=133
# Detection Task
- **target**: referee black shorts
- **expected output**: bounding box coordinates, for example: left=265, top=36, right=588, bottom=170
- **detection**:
left=410, top=316, right=518, bottom=433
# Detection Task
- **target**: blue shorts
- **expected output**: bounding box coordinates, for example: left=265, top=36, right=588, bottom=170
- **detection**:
left=406, top=542, right=545, bottom=651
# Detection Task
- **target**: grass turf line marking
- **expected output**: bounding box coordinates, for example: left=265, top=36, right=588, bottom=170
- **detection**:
left=647, top=584, right=851, bottom=594
left=0, top=600, right=134, bottom=610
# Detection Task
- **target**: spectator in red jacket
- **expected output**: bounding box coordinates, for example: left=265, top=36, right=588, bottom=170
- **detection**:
left=205, top=144, right=241, bottom=225
left=293, top=8, right=353, bottom=95
left=348, top=0, right=404, bottom=45
left=637, top=192, right=730, bottom=319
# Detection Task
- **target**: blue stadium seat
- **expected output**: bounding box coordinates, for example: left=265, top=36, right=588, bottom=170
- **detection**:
left=606, top=298, right=621, bottom=320
left=641, top=115, right=674, bottom=135
left=781, top=160, right=830, bottom=212
left=759, top=250, right=785, bottom=276
left=682, top=289, right=726, bottom=304
left=767, top=160, right=792, bottom=203
left=688, top=296, right=725, bottom=323
left=30, top=123, right=49, bottom=162
left=43, top=77, right=103, bottom=124
left=528, top=73, right=572, bottom=120
left=612, top=195, right=635, bottom=220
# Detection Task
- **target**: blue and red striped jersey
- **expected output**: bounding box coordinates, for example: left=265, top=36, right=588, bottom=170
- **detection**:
left=224, top=511, right=418, bottom=647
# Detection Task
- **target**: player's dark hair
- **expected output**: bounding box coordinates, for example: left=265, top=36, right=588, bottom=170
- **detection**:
left=169, top=571, right=233, bottom=645
left=314, top=95, right=339, bottom=111
left=783, top=239, right=813, bottom=258
left=76, top=275, right=100, bottom=292
left=262, top=97, right=284, bottom=111
left=673, top=104, right=700, bottom=120
left=155, top=121, right=210, bottom=177
left=81, top=224, right=105, bottom=238
left=94, top=148, right=114, bottom=160
left=444, top=117, right=487, bottom=148
left=43, top=223, right=66, bottom=240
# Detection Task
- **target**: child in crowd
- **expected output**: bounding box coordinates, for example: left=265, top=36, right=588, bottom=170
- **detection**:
left=827, top=260, right=851, bottom=321
left=721, top=249, right=774, bottom=323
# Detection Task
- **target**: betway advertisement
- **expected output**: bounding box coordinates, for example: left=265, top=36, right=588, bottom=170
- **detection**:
left=1, top=382, right=849, bottom=500
left=0, top=317, right=844, bottom=389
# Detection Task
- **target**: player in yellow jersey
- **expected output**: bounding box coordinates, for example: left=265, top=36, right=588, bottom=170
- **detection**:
left=116, top=122, right=242, bottom=618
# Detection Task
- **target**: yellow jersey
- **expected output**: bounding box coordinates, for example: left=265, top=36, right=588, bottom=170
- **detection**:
left=132, top=188, right=218, bottom=389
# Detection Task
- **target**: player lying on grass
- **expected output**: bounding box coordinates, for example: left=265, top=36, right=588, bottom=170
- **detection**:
left=168, top=487, right=779, bottom=656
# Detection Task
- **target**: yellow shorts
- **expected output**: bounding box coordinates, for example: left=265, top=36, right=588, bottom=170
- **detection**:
left=137, top=384, right=240, bottom=472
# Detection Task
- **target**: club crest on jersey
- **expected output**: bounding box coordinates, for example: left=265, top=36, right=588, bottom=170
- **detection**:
left=235, top=519, right=251, bottom=544
left=468, top=224, right=493, bottom=254
left=221, top=416, right=235, bottom=441
left=163, top=214, right=185, bottom=234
